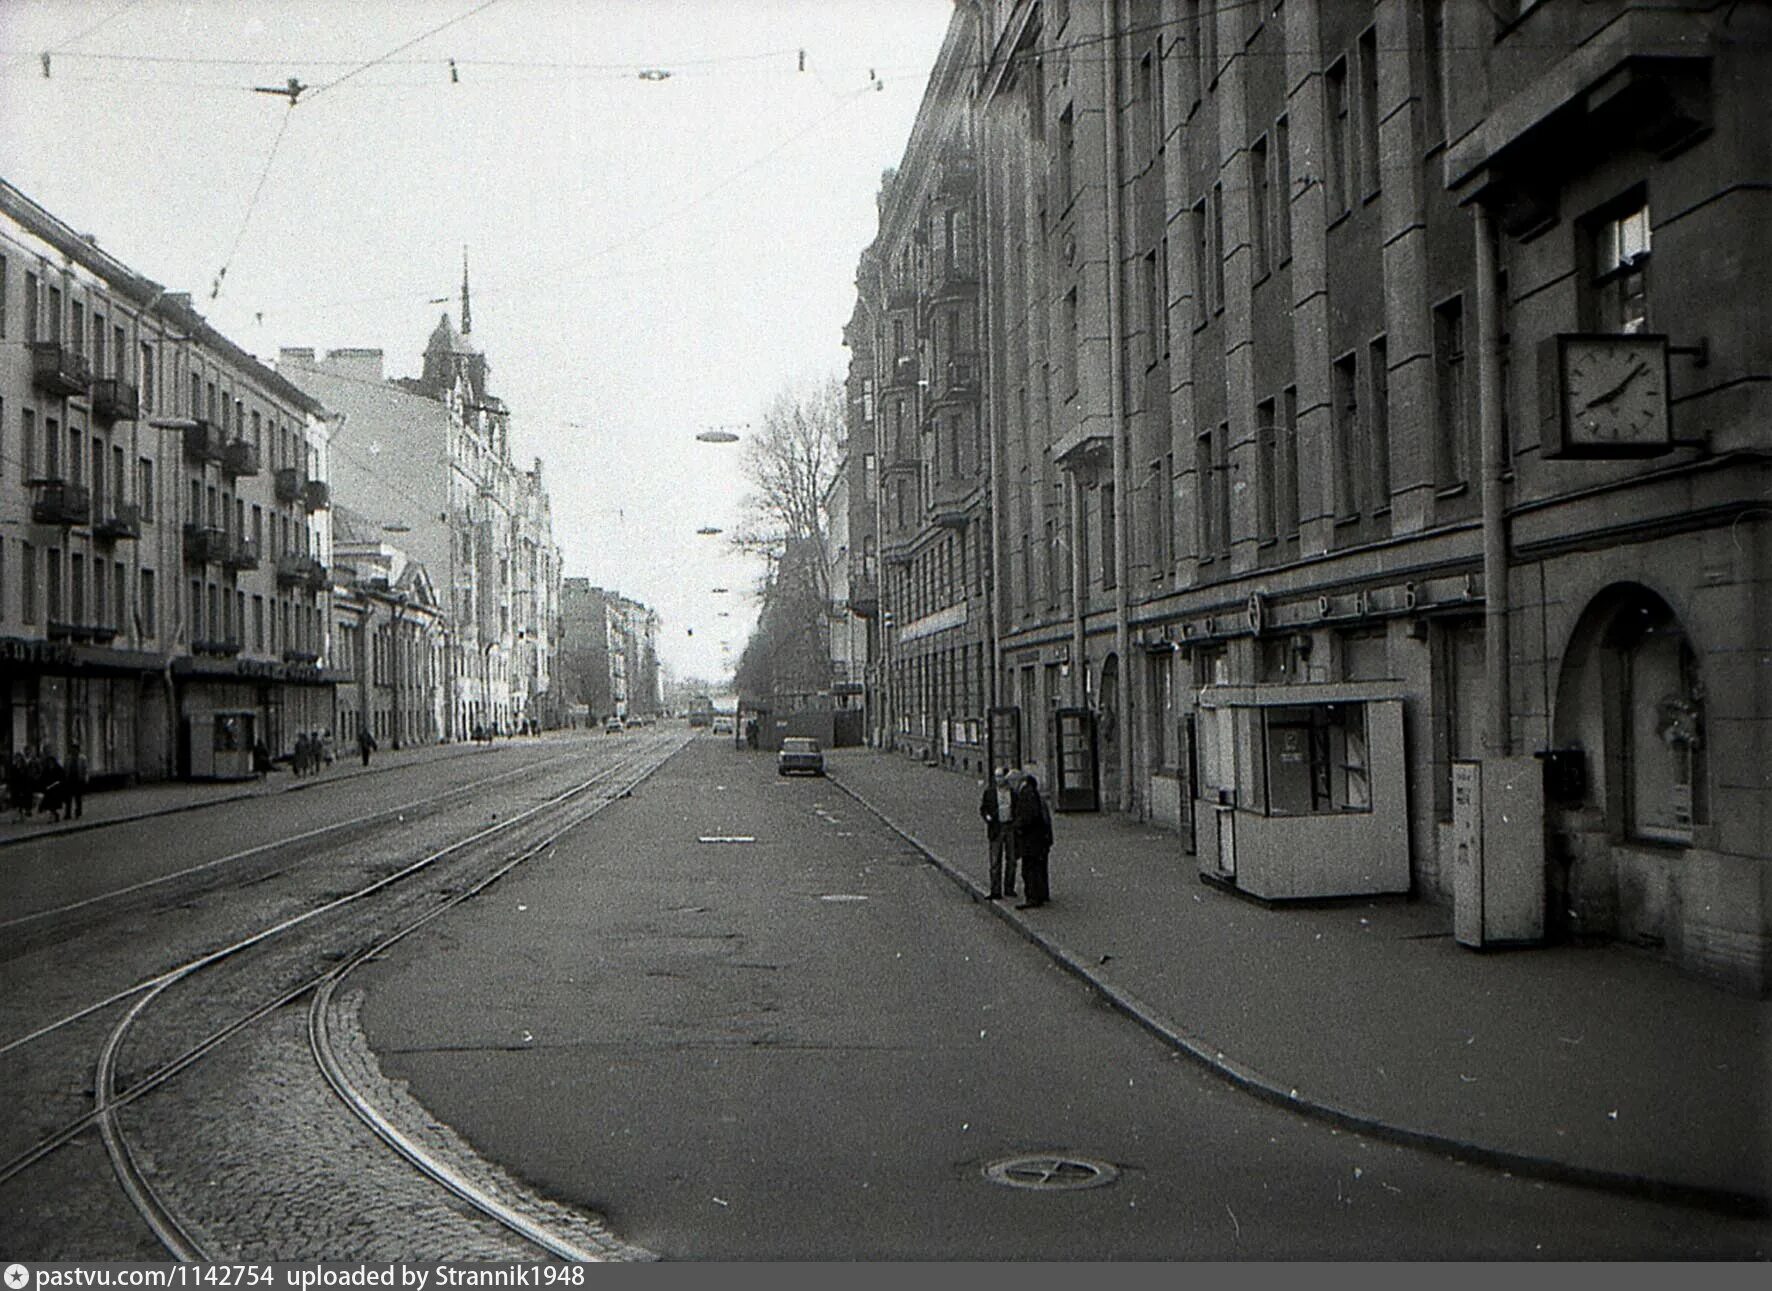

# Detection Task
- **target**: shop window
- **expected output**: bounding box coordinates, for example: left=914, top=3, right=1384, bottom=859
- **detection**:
left=1608, top=598, right=1705, bottom=842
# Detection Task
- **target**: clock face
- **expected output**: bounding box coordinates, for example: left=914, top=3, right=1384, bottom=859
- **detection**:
left=1561, top=336, right=1669, bottom=449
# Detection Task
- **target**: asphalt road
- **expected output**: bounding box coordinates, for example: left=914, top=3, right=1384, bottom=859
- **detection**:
left=358, top=736, right=1757, bottom=1259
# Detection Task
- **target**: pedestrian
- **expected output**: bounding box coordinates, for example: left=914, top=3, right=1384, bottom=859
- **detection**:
left=357, top=726, right=377, bottom=767
left=979, top=770, right=1018, bottom=900
left=8, top=751, right=34, bottom=821
left=67, top=741, right=87, bottom=820
left=293, top=732, right=309, bottom=778
left=36, top=751, right=67, bottom=823
left=1011, top=771, right=1053, bottom=909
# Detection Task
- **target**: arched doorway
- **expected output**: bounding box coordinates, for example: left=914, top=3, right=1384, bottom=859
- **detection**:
left=1550, top=583, right=1706, bottom=942
left=1099, top=653, right=1121, bottom=811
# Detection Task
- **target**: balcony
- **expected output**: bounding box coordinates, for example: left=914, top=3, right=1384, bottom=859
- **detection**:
left=301, top=478, right=331, bottom=512
left=91, top=377, right=139, bottom=423
left=931, top=477, right=984, bottom=529
left=885, top=354, right=920, bottom=391
left=881, top=535, right=914, bottom=567
left=847, top=574, right=880, bottom=618
left=30, top=479, right=92, bottom=527
left=93, top=503, right=143, bottom=542
left=282, top=648, right=321, bottom=666
left=30, top=342, right=93, bottom=398
left=48, top=621, right=117, bottom=646
left=183, top=524, right=229, bottom=564
left=936, top=150, right=978, bottom=197
left=223, top=537, right=261, bottom=571
left=931, top=357, right=981, bottom=406
left=274, top=467, right=303, bottom=503
left=223, top=439, right=262, bottom=478
left=276, top=552, right=328, bottom=591
left=192, top=638, right=243, bottom=657
left=182, top=420, right=228, bottom=465
left=927, top=256, right=979, bottom=306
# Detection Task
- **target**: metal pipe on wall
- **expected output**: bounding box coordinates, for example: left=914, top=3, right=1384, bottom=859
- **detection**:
left=1474, top=200, right=1510, bottom=758
left=1102, top=0, right=1133, bottom=812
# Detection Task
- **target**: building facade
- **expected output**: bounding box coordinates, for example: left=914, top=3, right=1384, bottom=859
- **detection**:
left=840, top=0, right=1771, bottom=993
left=559, top=580, right=660, bottom=724
left=0, top=179, right=340, bottom=781
left=280, top=280, right=562, bottom=739
left=847, top=14, right=995, bottom=773
left=330, top=505, right=448, bottom=749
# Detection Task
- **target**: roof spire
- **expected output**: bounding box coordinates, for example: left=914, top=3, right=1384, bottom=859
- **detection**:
left=460, top=245, right=472, bottom=335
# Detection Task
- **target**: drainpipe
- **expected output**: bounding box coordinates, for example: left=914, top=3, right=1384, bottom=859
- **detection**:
left=1474, top=201, right=1510, bottom=758
left=1101, top=0, right=1132, bottom=812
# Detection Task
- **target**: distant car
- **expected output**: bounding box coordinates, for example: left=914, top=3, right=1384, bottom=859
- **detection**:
left=604, top=718, right=625, bottom=734
left=777, top=737, right=825, bottom=776
left=712, top=715, right=735, bottom=735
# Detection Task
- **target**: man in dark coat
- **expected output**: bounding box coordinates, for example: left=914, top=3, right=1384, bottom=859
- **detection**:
left=979, top=771, right=1018, bottom=900
left=1011, top=772, right=1053, bottom=909
left=357, top=727, right=377, bottom=767
left=67, top=742, right=87, bottom=819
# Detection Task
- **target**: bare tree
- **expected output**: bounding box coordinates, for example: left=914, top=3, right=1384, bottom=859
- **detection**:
left=732, top=377, right=846, bottom=703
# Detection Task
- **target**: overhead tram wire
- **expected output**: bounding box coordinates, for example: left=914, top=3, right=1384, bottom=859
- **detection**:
left=301, top=0, right=509, bottom=104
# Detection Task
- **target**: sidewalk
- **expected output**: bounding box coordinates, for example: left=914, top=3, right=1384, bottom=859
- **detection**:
left=0, top=736, right=532, bottom=849
left=824, top=746, right=1772, bottom=1220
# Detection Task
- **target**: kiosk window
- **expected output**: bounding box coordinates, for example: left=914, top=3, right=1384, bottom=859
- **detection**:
left=1260, top=703, right=1370, bottom=815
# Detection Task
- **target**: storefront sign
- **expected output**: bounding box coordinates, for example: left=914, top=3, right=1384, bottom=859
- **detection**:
left=0, top=637, right=76, bottom=667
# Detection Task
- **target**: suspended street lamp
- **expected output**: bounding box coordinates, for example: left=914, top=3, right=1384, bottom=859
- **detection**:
left=696, top=525, right=723, bottom=536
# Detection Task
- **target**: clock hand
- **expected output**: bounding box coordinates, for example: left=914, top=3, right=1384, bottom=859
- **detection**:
left=1583, top=362, right=1647, bottom=409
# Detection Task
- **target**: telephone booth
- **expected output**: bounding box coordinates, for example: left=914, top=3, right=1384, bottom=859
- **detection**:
left=1052, top=707, right=1100, bottom=812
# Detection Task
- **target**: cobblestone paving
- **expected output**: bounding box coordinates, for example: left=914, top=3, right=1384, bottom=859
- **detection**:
left=123, top=1007, right=551, bottom=1261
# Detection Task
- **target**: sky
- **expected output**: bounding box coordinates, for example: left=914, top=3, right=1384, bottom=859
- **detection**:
left=0, top=0, right=955, bottom=683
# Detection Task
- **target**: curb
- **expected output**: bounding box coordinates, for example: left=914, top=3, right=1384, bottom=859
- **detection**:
left=827, top=767, right=1771, bottom=1222
left=0, top=741, right=505, bottom=851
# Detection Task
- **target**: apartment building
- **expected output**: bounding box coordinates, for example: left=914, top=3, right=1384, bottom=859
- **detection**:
left=280, top=278, right=562, bottom=738
left=848, top=11, right=995, bottom=774
left=841, top=0, right=1770, bottom=992
left=559, top=581, right=660, bottom=724
left=0, top=179, right=338, bottom=781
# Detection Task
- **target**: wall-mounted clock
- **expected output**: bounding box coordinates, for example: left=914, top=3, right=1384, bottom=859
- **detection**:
left=1540, top=333, right=1672, bottom=458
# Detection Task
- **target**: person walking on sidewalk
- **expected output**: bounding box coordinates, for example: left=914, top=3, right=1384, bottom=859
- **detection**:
left=1011, top=772, right=1053, bottom=909
left=980, top=770, right=1018, bottom=900
left=67, top=741, right=87, bottom=820
left=357, top=726, right=377, bottom=767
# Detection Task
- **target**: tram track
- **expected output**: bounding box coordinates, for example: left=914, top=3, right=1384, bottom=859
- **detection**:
left=0, top=732, right=684, bottom=1261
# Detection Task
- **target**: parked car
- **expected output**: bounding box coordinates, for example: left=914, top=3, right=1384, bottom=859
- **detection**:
left=712, top=715, right=735, bottom=735
left=777, top=737, right=825, bottom=777
left=604, top=718, right=625, bottom=734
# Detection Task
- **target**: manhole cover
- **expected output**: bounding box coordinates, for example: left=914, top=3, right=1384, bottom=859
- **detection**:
left=983, top=1154, right=1119, bottom=1191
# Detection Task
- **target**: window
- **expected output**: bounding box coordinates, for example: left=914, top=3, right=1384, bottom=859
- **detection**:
left=1191, top=197, right=1211, bottom=323
left=0, top=256, right=7, bottom=336
left=45, top=417, right=60, bottom=478
left=1254, top=703, right=1372, bottom=815
left=1368, top=336, right=1391, bottom=509
left=21, top=543, right=35, bottom=623
left=1210, top=182, right=1225, bottom=312
left=1143, top=249, right=1165, bottom=364
left=138, top=458, right=155, bottom=522
left=1155, top=454, right=1175, bottom=576
left=1589, top=194, right=1651, bottom=334
left=141, top=344, right=154, bottom=412
left=1064, top=287, right=1080, bottom=398
left=1357, top=27, right=1381, bottom=199
left=1056, top=105, right=1075, bottom=212
left=1274, top=115, right=1293, bottom=264
left=1196, top=430, right=1217, bottom=557
left=1422, top=0, right=1446, bottom=147
left=1332, top=352, right=1361, bottom=517
left=71, top=302, right=83, bottom=357
left=93, top=311, right=106, bottom=374
left=1610, top=598, right=1707, bottom=842
left=1324, top=57, right=1350, bottom=216
left=94, top=555, right=106, bottom=627
left=1185, top=0, right=1205, bottom=106
left=21, top=408, right=34, bottom=480
left=1250, top=134, right=1271, bottom=278
left=113, top=325, right=124, bottom=379
left=1434, top=295, right=1470, bottom=487
left=1101, top=482, right=1116, bottom=588
left=114, top=562, right=125, bottom=634
left=1280, top=386, right=1299, bottom=538
left=47, top=548, right=62, bottom=621
left=24, top=272, right=38, bottom=342
left=1256, top=397, right=1278, bottom=541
